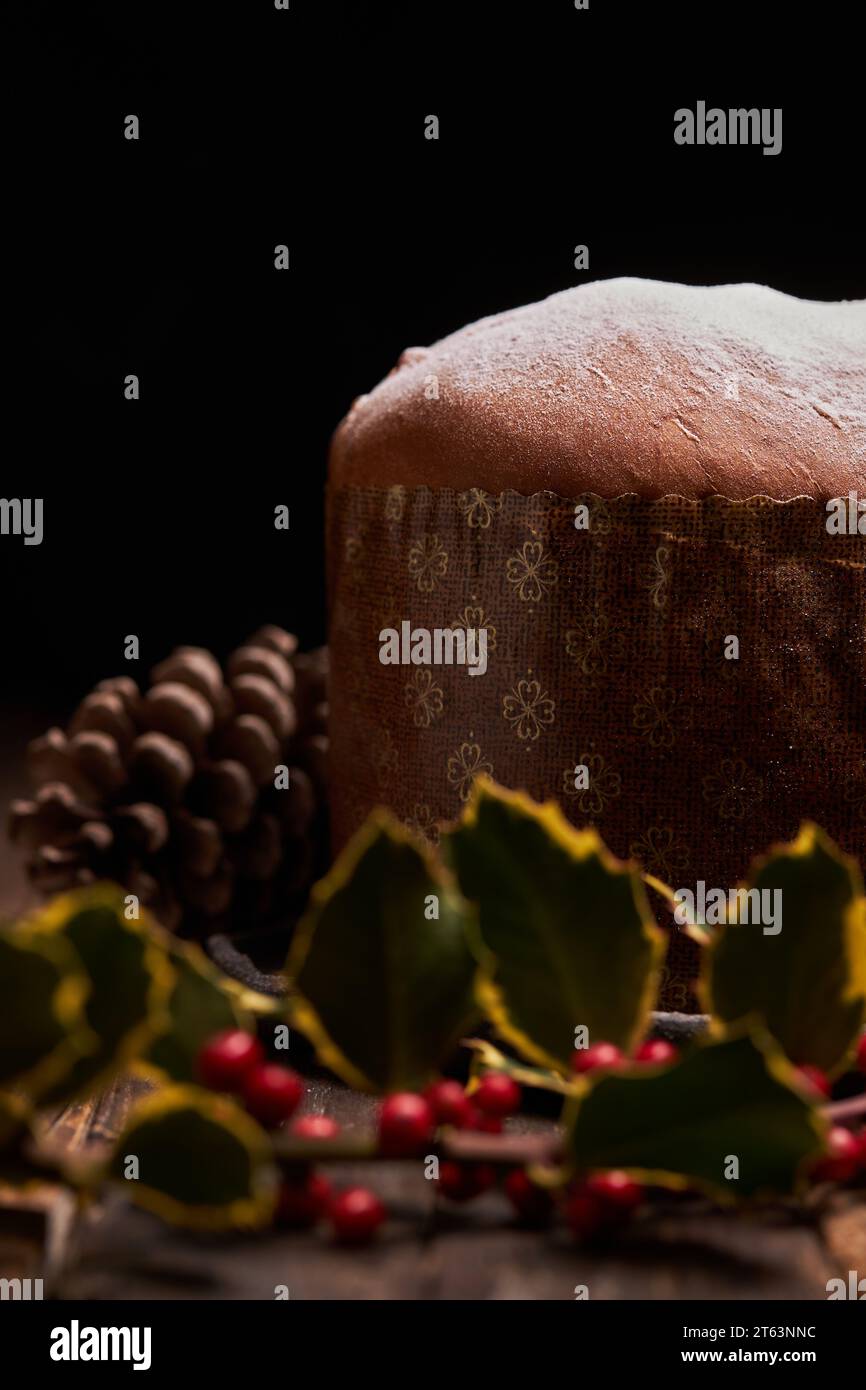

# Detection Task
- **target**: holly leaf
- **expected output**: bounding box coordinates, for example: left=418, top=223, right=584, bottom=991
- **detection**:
left=106, top=1085, right=277, bottom=1230
left=141, top=941, right=254, bottom=1084
left=446, top=779, right=665, bottom=1071
left=26, top=884, right=174, bottom=1104
left=0, top=924, right=95, bottom=1101
left=701, top=825, right=866, bottom=1076
left=286, top=812, right=477, bottom=1092
left=564, top=1030, right=824, bottom=1198
left=463, top=1039, right=578, bottom=1096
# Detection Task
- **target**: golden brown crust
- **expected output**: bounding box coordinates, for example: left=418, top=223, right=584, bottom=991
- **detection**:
left=329, top=278, right=866, bottom=500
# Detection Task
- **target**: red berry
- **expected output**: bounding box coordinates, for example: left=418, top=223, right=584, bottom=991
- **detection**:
left=378, top=1093, right=434, bottom=1156
left=855, top=1129, right=866, bottom=1168
left=811, top=1126, right=860, bottom=1183
left=585, top=1170, right=644, bottom=1216
left=795, top=1065, right=831, bottom=1098
left=291, top=1114, right=341, bottom=1140
left=571, top=1042, right=626, bottom=1075
left=564, top=1189, right=608, bottom=1241
left=276, top=1172, right=332, bottom=1228
left=635, top=1039, right=679, bottom=1066
left=196, top=1029, right=264, bottom=1091
left=566, top=1171, right=643, bottom=1240
left=437, top=1160, right=497, bottom=1202
left=329, top=1186, right=386, bottom=1244
left=423, top=1080, right=474, bottom=1128
left=242, top=1063, right=304, bottom=1128
left=473, top=1072, right=522, bottom=1118
left=504, top=1169, right=554, bottom=1226
left=855, top=1033, right=866, bottom=1076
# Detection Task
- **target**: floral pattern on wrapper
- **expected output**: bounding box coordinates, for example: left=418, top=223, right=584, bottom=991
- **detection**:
left=327, top=485, right=866, bottom=1011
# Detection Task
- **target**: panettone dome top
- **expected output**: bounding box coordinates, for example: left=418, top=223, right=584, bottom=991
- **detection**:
left=330, top=277, right=866, bottom=499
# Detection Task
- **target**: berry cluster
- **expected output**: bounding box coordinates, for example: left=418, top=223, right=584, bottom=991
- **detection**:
left=570, top=1037, right=678, bottom=1074
left=377, top=1073, right=558, bottom=1216
left=374, top=1075, right=526, bottom=1159
left=382, top=1074, right=645, bottom=1231
left=374, top=1075, right=524, bottom=1206
left=195, top=1029, right=379, bottom=1243
left=197, top=1029, right=304, bottom=1126
left=193, top=1028, right=866, bottom=1246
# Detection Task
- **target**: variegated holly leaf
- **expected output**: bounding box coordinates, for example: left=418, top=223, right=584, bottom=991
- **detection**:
left=701, top=825, right=866, bottom=1076
left=25, top=884, right=174, bottom=1104
left=286, top=812, right=477, bottom=1092
left=106, top=1085, right=277, bottom=1229
left=142, top=940, right=254, bottom=1084
left=446, top=779, right=665, bottom=1071
left=565, top=1030, right=824, bottom=1197
left=0, top=923, right=94, bottom=1101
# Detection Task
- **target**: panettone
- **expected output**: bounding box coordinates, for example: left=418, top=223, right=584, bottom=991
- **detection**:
left=326, top=278, right=866, bottom=1009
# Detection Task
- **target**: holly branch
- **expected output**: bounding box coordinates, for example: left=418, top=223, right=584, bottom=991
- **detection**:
left=1, top=778, right=865, bottom=1243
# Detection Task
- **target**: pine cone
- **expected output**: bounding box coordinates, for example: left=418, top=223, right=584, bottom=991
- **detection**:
left=9, top=627, right=329, bottom=934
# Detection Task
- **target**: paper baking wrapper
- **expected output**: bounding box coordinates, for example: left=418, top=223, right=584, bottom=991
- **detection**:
left=326, top=484, right=866, bottom=1010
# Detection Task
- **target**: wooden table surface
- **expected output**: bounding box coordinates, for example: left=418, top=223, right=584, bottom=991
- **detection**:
left=2, top=705, right=865, bottom=1301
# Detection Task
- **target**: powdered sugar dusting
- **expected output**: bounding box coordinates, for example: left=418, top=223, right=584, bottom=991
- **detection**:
left=585, top=361, right=613, bottom=388
left=332, top=278, right=866, bottom=499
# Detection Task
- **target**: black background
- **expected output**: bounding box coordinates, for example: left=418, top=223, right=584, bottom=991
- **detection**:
left=5, top=0, right=864, bottom=709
